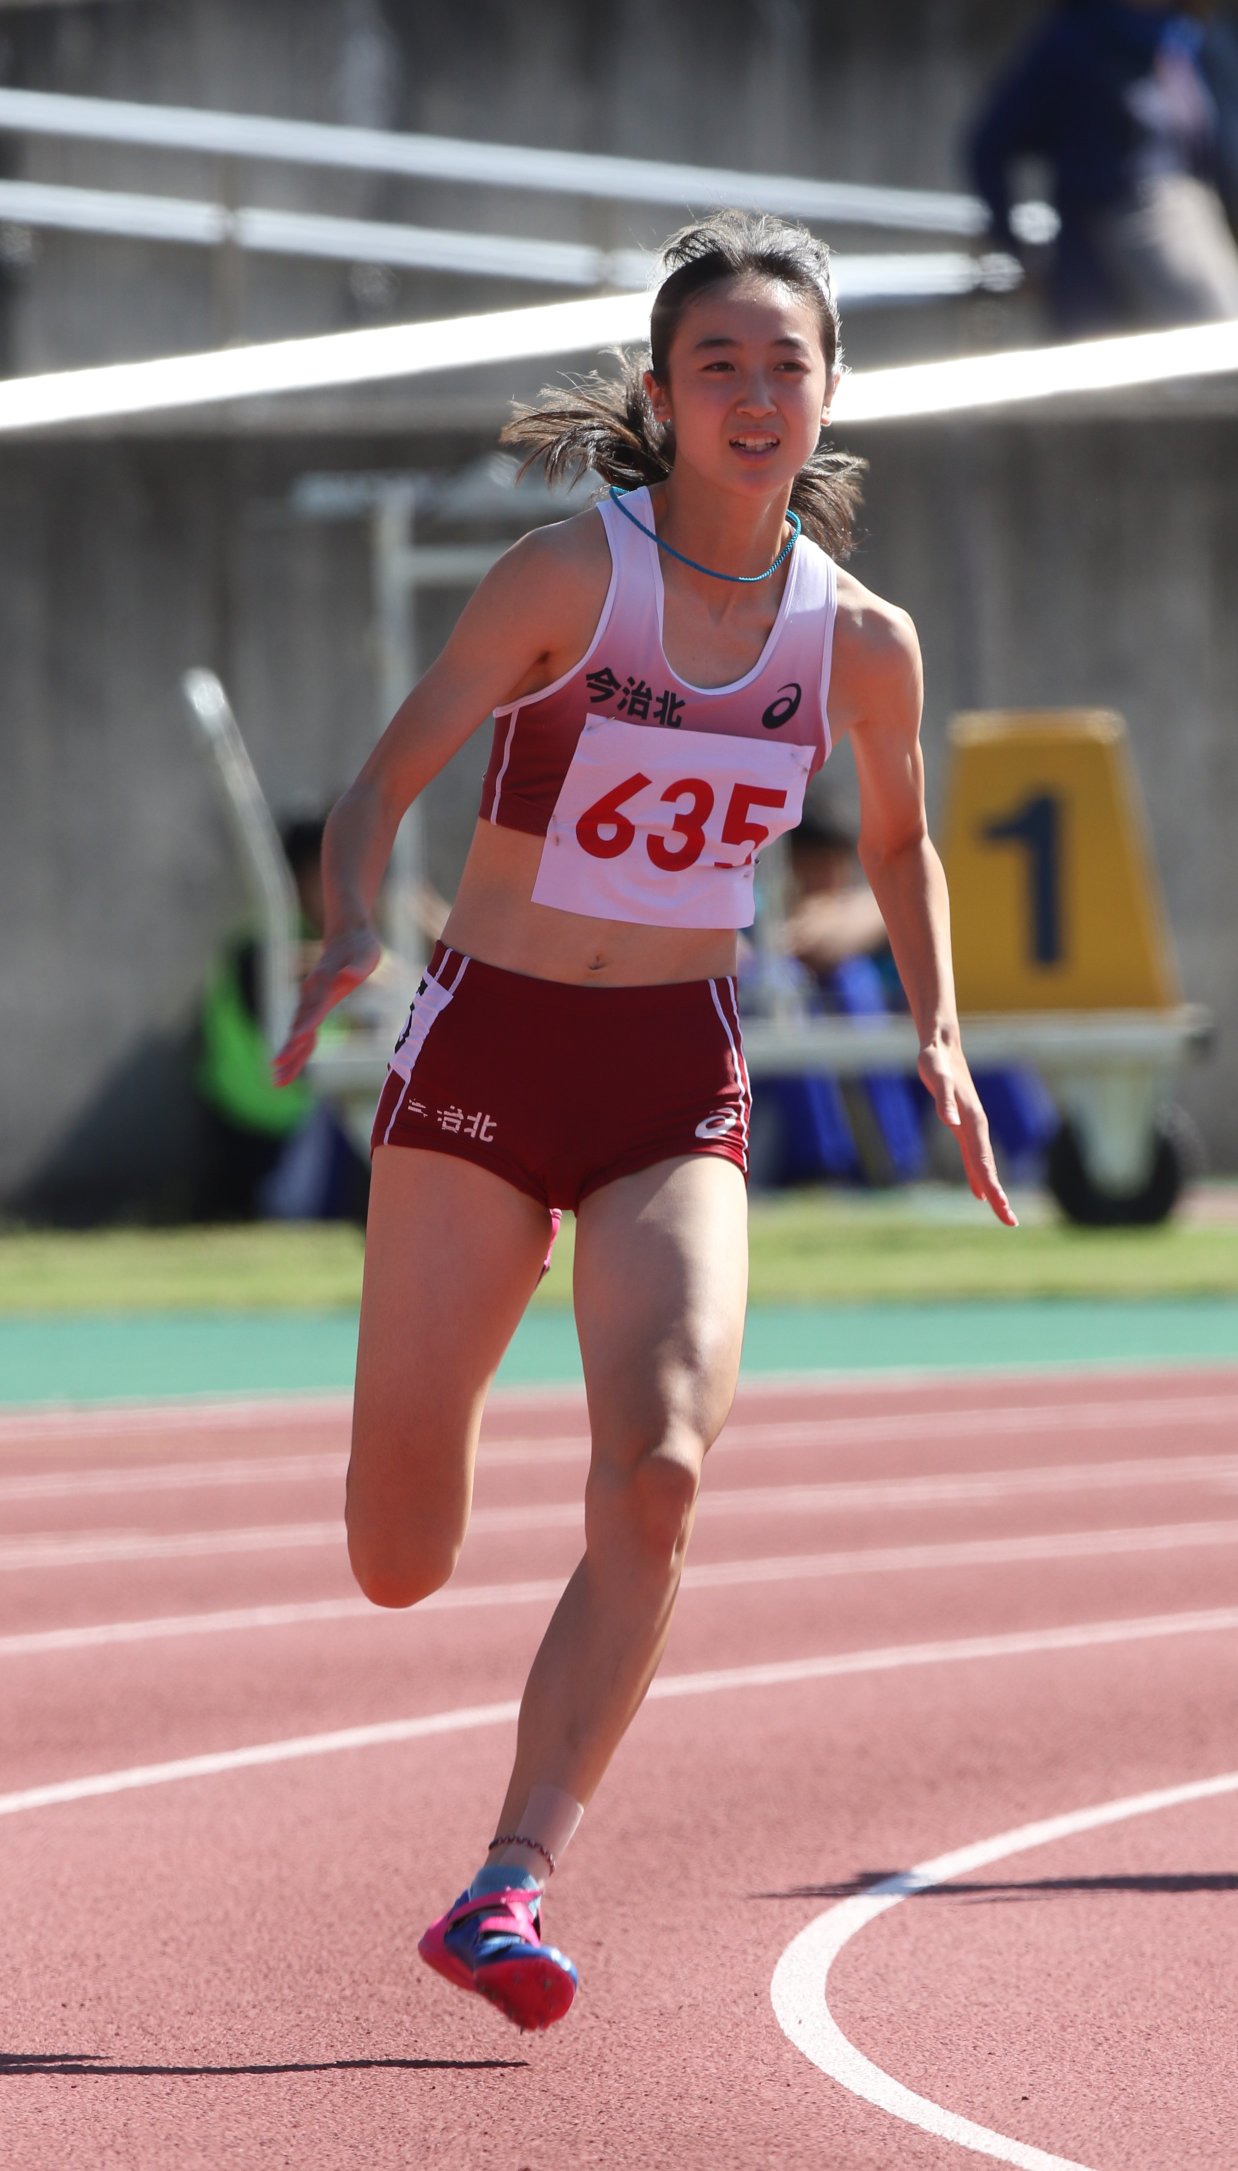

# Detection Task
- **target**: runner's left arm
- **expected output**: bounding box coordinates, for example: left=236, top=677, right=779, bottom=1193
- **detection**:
left=848, top=605, right=1017, bottom=1229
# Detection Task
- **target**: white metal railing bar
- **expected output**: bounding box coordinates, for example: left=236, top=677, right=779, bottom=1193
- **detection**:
left=0, top=85, right=1056, bottom=244
left=838, top=252, right=1020, bottom=302
left=840, top=317, right=1238, bottom=421
left=0, top=176, right=1016, bottom=304
left=0, top=177, right=652, bottom=287
left=740, top=1007, right=1213, bottom=1076
left=303, top=1006, right=1212, bottom=1090
left=0, top=293, right=646, bottom=434
left=0, top=291, right=1234, bottom=438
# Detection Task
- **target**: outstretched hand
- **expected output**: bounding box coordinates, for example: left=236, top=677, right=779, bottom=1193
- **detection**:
left=918, top=1034, right=1019, bottom=1228
left=272, top=925, right=384, bottom=1087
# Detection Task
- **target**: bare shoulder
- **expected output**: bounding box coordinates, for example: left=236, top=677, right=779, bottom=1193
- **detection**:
left=830, top=566, right=923, bottom=739
left=486, top=500, right=611, bottom=618
left=476, top=502, right=613, bottom=696
left=503, top=499, right=610, bottom=574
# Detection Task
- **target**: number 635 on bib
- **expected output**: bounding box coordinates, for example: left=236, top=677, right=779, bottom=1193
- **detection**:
left=532, top=716, right=814, bottom=931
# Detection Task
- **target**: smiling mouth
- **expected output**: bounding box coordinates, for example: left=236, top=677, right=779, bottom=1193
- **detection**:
left=730, top=435, right=780, bottom=453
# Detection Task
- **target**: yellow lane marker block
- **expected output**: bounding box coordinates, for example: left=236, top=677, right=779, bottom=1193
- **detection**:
left=941, top=710, right=1179, bottom=1013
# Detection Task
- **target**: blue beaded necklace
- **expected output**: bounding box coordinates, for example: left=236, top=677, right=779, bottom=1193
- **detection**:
left=608, top=485, right=800, bottom=584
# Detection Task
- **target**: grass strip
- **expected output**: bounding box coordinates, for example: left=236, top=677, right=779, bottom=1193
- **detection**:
left=1, top=1190, right=1235, bottom=1313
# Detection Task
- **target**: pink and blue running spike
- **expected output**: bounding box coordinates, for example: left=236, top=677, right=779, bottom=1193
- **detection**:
left=419, top=1887, right=579, bottom=2032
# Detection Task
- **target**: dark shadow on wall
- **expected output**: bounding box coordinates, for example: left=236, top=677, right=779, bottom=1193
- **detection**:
left=8, top=1027, right=204, bottom=1228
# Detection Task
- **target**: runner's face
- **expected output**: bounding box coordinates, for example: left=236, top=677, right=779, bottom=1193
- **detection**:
left=648, top=276, right=834, bottom=500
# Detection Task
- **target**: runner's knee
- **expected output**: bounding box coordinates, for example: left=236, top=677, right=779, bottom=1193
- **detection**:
left=588, top=1434, right=704, bottom=1568
left=345, top=1468, right=464, bottom=1607
left=344, top=1410, right=474, bottom=1607
left=346, top=1518, right=461, bottom=1609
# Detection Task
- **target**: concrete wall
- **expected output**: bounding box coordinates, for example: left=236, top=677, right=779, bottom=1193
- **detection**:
left=3, top=0, right=1052, bottom=373
left=1, top=0, right=1234, bottom=1214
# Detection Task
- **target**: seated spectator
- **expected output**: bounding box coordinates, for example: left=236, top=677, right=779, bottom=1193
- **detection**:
left=781, top=801, right=890, bottom=978
left=741, top=800, right=926, bottom=1188
left=193, top=817, right=369, bottom=1222
left=968, top=1, right=1238, bottom=337
left=744, top=799, right=1057, bottom=1191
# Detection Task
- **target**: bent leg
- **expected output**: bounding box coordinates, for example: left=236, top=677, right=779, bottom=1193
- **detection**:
left=348, top=1145, right=551, bottom=1608
left=490, top=1153, right=748, bottom=1827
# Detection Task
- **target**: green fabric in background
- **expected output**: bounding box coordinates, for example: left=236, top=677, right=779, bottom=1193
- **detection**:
left=0, top=1299, right=1234, bottom=1408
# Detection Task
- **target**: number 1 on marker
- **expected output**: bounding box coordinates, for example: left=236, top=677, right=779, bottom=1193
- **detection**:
left=981, top=791, right=1064, bottom=967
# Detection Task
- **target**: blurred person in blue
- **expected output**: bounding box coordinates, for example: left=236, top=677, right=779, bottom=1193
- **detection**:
left=193, top=816, right=369, bottom=1222
left=749, top=795, right=925, bottom=1188
left=748, top=795, right=1055, bottom=1190
left=968, top=1, right=1238, bottom=337
left=1200, top=6, right=1238, bottom=228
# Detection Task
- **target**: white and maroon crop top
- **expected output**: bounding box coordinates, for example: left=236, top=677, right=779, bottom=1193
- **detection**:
left=478, top=485, right=837, bottom=930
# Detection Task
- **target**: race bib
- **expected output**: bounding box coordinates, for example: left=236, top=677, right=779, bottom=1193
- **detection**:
left=532, top=716, right=812, bottom=929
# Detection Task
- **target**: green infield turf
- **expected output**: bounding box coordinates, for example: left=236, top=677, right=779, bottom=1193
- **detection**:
left=1, top=1185, right=1235, bottom=1314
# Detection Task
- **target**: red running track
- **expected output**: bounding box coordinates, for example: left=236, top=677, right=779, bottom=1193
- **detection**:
left=3, top=1364, right=1238, bottom=2169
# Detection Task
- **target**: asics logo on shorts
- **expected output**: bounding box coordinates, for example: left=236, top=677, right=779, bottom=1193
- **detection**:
left=694, top=1111, right=739, bottom=1140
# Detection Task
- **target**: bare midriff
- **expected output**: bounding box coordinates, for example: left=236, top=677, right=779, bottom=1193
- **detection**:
left=441, top=819, right=739, bottom=987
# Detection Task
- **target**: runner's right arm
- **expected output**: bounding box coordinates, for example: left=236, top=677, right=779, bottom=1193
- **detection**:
left=273, top=518, right=605, bottom=1083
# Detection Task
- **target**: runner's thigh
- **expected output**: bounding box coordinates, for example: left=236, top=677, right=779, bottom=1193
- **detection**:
left=572, top=1154, right=749, bottom=1482
left=349, top=1144, right=552, bottom=1578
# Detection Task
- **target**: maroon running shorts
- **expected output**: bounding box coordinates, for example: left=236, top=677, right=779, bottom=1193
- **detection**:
left=371, top=942, right=749, bottom=1212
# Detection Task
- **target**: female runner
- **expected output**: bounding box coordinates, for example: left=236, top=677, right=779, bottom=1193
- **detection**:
left=274, top=210, right=1016, bottom=2035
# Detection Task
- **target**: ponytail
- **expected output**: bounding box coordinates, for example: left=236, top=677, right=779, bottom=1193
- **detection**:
left=501, top=351, right=671, bottom=496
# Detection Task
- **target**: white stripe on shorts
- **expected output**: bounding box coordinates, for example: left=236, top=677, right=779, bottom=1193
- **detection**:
left=708, top=975, right=750, bottom=1158
left=380, top=948, right=471, bottom=1142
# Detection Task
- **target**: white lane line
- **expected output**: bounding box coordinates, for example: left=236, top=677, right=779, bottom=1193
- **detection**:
left=0, top=1379, right=582, bottom=1442
left=712, top=1393, right=1238, bottom=1452
left=698, top=1457, right=1238, bottom=1517
left=0, top=1451, right=348, bottom=1501
left=0, top=1594, right=377, bottom=1653
left=9, top=1520, right=1238, bottom=1656
left=7, top=1392, right=1238, bottom=1497
left=3, top=1356, right=1235, bottom=1444
left=0, top=1394, right=354, bottom=1443
left=10, top=1457, right=1238, bottom=1570
left=0, top=1701, right=523, bottom=1821
left=771, top=1771, right=1238, bottom=2171
left=0, top=1520, right=346, bottom=1568
left=4, top=1606, right=1238, bottom=1822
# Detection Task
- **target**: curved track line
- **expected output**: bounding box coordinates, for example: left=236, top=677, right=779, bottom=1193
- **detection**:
left=4, top=1606, right=1238, bottom=1822
left=770, top=1770, right=1238, bottom=2171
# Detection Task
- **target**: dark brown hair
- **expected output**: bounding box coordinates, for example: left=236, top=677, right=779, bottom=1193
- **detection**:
left=502, top=210, right=866, bottom=560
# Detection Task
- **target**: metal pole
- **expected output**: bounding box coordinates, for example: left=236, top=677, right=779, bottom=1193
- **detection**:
left=213, top=153, right=246, bottom=346
left=180, top=668, right=298, bottom=1054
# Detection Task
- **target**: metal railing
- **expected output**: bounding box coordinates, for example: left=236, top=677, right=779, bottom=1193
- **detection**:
left=0, top=85, right=1056, bottom=244
left=0, top=175, right=1013, bottom=305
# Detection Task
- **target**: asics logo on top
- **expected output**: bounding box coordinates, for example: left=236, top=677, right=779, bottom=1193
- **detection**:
left=761, top=682, right=802, bottom=731
left=694, top=1112, right=739, bottom=1140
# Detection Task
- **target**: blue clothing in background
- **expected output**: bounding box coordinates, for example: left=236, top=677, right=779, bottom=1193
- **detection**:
left=743, top=948, right=1058, bottom=1194
left=1201, top=15, right=1238, bottom=226
left=969, top=4, right=1223, bottom=331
